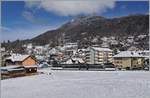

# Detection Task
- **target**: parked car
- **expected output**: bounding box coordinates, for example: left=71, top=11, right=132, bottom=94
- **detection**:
left=144, top=66, right=149, bottom=71
left=103, top=63, right=116, bottom=71
left=38, top=62, right=51, bottom=68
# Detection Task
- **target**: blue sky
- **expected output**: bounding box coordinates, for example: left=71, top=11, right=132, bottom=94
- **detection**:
left=1, top=1, right=149, bottom=42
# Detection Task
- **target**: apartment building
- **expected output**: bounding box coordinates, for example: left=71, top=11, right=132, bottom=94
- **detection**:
left=113, top=51, right=146, bottom=69
left=85, top=47, right=113, bottom=64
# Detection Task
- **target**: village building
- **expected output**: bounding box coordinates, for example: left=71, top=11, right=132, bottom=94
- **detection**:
left=113, top=51, right=147, bottom=69
left=5, top=54, right=37, bottom=66
left=85, top=47, right=113, bottom=64
left=61, top=42, right=78, bottom=57
left=62, top=57, right=85, bottom=64
left=64, top=42, right=78, bottom=49
left=5, top=54, right=37, bottom=72
left=33, top=46, right=47, bottom=55
left=23, top=43, right=33, bottom=54
left=1, top=65, right=26, bottom=79
left=1, top=47, right=11, bottom=66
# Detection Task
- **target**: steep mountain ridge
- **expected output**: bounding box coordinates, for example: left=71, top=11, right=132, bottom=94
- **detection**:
left=2, top=14, right=149, bottom=51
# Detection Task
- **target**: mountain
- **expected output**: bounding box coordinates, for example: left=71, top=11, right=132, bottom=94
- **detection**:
left=2, top=14, right=149, bottom=51
left=31, top=14, right=149, bottom=49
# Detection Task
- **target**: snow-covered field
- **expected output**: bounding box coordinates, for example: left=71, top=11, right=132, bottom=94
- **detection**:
left=1, top=69, right=150, bottom=98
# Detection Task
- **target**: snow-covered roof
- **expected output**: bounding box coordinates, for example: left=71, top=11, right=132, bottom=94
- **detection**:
left=65, top=42, right=77, bottom=45
left=49, top=48, right=60, bottom=54
left=63, top=59, right=73, bottom=64
left=35, top=46, right=44, bottom=49
left=91, top=47, right=112, bottom=52
left=57, top=46, right=65, bottom=51
left=6, top=54, right=30, bottom=62
left=113, top=51, right=146, bottom=58
left=78, top=49, right=87, bottom=51
left=35, top=55, right=45, bottom=60
left=1, top=65, right=23, bottom=70
left=49, top=49, right=63, bottom=55
left=72, top=58, right=84, bottom=63
left=1, top=47, right=5, bottom=51
left=63, top=58, right=84, bottom=64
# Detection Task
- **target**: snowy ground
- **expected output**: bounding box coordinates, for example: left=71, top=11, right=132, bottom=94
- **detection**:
left=1, top=69, right=150, bottom=98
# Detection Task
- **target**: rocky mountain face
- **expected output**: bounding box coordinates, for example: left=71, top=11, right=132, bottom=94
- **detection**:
left=31, top=14, right=149, bottom=50
left=2, top=14, right=149, bottom=51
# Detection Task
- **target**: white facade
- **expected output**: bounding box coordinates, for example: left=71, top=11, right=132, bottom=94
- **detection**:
left=85, top=47, right=113, bottom=64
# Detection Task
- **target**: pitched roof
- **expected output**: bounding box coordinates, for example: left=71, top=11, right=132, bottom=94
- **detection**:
left=113, top=51, right=146, bottom=58
left=91, top=47, right=112, bottom=52
left=6, top=54, right=30, bottom=62
left=72, top=58, right=85, bottom=63
left=49, top=48, right=60, bottom=54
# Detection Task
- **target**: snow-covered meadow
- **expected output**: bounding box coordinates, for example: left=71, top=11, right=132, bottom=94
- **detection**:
left=1, top=69, right=150, bottom=98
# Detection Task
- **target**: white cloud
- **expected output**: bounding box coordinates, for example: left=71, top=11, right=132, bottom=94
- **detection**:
left=22, top=11, right=35, bottom=23
left=22, top=10, right=52, bottom=25
left=0, top=26, right=11, bottom=32
left=25, top=0, right=115, bottom=16
left=25, top=1, right=41, bottom=8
